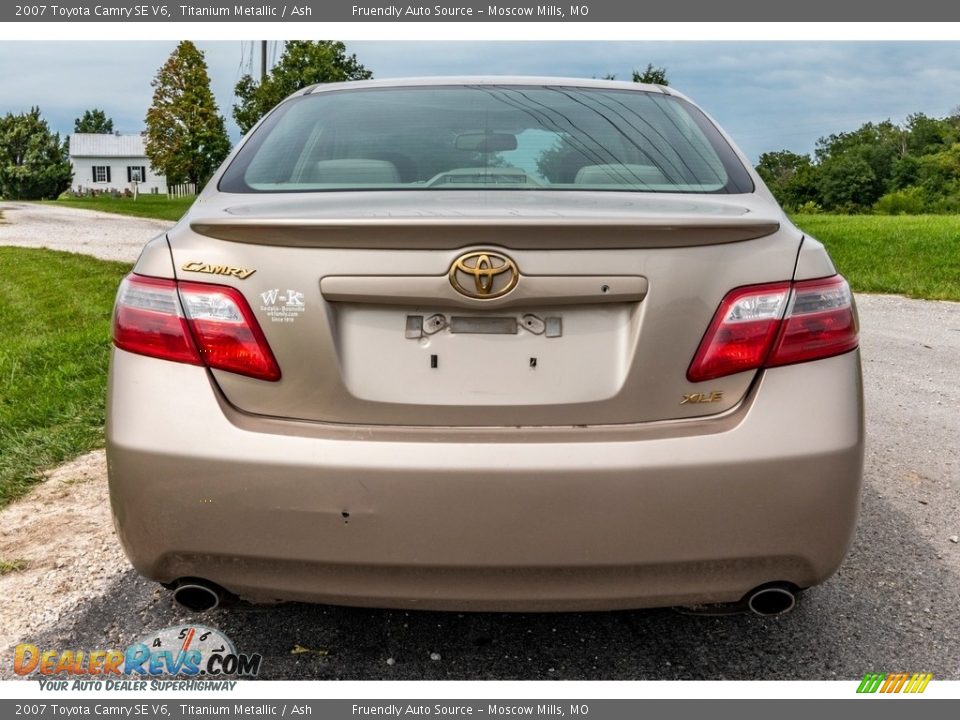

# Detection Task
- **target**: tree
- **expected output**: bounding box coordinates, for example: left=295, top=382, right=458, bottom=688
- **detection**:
left=233, top=41, right=373, bottom=135
left=0, top=107, right=72, bottom=200
left=632, top=64, right=669, bottom=86
left=757, top=109, right=960, bottom=213
left=819, top=155, right=881, bottom=211
left=144, top=41, right=231, bottom=187
left=905, top=113, right=956, bottom=156
left=756, top=150, right=811, bottom=186
left=917, top=143, right=960, bottom=192
left=890, top=154, right=921, bottom=190
left=74, top=109, right=114, bottom=134
left=814, top=121, right=903, bottom=187
left=755, top=150, right=821, bottom=209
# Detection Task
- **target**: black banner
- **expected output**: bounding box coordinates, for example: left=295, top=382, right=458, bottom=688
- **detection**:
left=1, top=700, right=959, bottom=720
left=4, top=0, right=960, bottom=22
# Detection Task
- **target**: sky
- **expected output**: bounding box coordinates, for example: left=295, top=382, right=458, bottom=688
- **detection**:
left=0, top=41, right=958, bottom=162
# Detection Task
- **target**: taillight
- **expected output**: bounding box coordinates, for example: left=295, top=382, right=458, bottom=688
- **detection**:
left=766, top=276, right=859, bottom=367
left=687, top=275, right=857, bottom=382
left=113, top=276, right=201, bottom=366
left=178, top=281, right=281, bottom=381
left=686, top=282, right=791, bottom=382
left=113, top=274, right=280, bottom=381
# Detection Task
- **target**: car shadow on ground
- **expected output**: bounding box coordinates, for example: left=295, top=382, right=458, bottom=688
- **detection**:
left=16, top=490, right=959, bottom=681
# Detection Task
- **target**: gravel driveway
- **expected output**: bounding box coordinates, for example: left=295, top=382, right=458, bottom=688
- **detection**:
left=1, top=204, right=958, bottom=680
left=0, top=201, right=172, bottom=262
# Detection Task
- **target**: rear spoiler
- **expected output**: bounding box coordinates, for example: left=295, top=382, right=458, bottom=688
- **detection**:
left=189, top=216, right=780, bottom=249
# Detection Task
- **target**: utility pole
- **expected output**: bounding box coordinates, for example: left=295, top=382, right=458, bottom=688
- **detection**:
left=261, top=40, right=267, bottom=82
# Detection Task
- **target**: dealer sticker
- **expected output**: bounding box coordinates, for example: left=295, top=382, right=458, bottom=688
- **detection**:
left=260, top=288, right=306, bottom=323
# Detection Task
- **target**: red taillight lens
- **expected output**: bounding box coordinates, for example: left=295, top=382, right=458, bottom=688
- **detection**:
left=687, top=275, right=857, bottom=382
left=113, top=274, right=280, bottom=382
left=178, top=281, right=281, bottom=381
left=113, top=275, right=201, bottom=366
left=687, top=282, right=791, bottom=382
left=767, top=276, right=859, bottom=367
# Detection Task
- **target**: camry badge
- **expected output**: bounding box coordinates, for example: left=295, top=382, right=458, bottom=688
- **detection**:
left=181, top=261, right=256, bottom=280
left=448, top=251, right=519, bottom=299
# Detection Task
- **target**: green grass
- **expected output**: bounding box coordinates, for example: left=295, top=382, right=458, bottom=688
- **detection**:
left=0, top=558, right=28, bottom=575
left=48, top=194, right=195, bottom=222
left=791, top=215, right=960, bottom=301
left=0, top=247, right=132, bottom=508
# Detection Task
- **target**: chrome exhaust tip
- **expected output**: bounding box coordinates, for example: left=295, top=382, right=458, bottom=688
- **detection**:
left=746, top=585, right=797, bottom=617
left=171, top=580, right=223, bottom=613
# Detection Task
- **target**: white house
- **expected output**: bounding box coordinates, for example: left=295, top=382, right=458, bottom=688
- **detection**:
left=69, top=133, right=166, bottom=194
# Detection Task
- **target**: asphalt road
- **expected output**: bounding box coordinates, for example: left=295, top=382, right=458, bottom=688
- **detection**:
left=11, top=293, right=959, bottom=681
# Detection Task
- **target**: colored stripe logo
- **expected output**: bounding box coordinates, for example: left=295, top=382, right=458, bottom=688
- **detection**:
left=857, top=672, right=932, bottom=694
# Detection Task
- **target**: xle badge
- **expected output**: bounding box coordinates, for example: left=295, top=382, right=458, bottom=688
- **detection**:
left=681, top=391, right=724, bottom=405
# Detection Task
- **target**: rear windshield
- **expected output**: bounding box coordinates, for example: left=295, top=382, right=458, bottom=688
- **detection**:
left=219, top=85, right=754, bottom=194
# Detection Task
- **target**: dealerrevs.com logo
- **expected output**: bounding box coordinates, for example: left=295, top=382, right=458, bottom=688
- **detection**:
left=856, top=673, right=933, bottom=694
left=14, top=625, right=262, bottom=688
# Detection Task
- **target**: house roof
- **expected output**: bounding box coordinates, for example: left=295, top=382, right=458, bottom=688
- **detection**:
left=70, top=133, right=148, bottom=157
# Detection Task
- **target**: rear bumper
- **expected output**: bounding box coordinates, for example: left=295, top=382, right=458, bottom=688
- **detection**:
left=106, top=348, right=864, bottom=611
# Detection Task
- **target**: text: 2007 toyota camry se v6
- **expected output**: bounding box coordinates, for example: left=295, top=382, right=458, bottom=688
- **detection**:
left=107, top=78, right=863, bottom=616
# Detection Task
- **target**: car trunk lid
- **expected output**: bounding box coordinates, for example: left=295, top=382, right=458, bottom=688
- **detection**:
left=168, top=191, right=799, bottom=427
